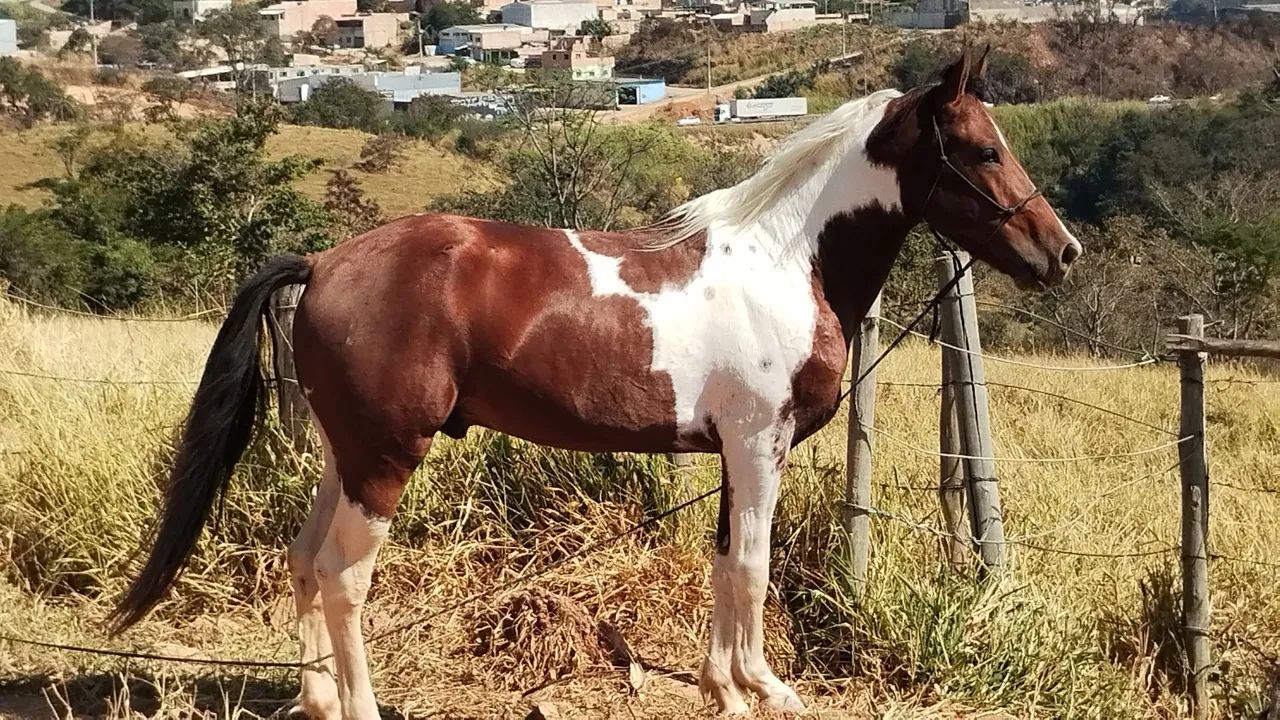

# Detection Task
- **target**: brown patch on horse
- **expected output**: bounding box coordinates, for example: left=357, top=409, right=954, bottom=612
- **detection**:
left=578, top=229, right=707, bottom=294
left=788, top=205, right=914, bottom=445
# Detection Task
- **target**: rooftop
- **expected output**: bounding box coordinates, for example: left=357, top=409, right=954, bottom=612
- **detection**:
left=442, top=23, right=527, bottom=31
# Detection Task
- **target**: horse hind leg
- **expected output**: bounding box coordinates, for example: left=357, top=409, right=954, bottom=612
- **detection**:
left=313, top=443, right=427, bottom=720
left=286, top=426, right=342, bottom=719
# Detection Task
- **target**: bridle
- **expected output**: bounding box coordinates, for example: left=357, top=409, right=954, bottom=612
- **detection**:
left=923, top=114, right=1042, bottom=246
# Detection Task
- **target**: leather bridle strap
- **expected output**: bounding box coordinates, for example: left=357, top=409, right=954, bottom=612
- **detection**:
left=924, top=114, right=1042, bottom=239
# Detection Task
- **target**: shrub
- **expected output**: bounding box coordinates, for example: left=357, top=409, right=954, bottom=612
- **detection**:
left=0, top=207, right=88, bottom=305
left=454, top=118, right=503, bottom=159
left=354, top=133, right=408, bottom=173
left=393, top=93, right=463, bottom=141
left=0, top=58, right=80, bottom=127
left=290, top=77, right=386, bottom=132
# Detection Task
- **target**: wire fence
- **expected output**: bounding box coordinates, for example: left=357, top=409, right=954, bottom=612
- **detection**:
left=2, top=282, right=1280, bottom=705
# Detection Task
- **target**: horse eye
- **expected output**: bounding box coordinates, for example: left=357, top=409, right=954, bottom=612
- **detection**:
left=980, top=147, right=1000, bottom=164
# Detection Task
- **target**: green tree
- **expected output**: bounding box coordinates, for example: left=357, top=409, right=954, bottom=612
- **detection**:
left=324, top=169, right=384, bottom=238
left=424, top=0, right=480, bottom=35
left=290, top=77, right=387, bottom=132
left=0, top=58, right=80, bottom=127
left=17, top=101, right=334, bottom=307
left=889, top=39, right=945, bottom=90
left=195, top=5, right=282, bottom=88
left=579, top=17, right=615, bottom=40
left=0, top=206, right=88, bottom=306
left=135, top=22, right=191, bottom=68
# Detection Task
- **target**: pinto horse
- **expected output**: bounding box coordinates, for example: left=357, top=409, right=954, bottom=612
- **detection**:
left=112, top=51, right=1080, bottom=717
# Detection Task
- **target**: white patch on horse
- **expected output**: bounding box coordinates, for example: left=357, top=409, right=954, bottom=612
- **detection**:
left=561, top=94, right=901, bottom=438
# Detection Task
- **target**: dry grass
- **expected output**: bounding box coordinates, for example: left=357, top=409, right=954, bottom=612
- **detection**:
left=0, top=123, right=478, bottom=219
left=2, top=292, right=1280, bottom=719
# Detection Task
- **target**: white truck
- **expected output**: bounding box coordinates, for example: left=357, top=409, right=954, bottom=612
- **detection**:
left=714, top=96, right=808, bottom=123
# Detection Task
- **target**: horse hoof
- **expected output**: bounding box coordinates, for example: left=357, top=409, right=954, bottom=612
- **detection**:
left=761, top=690, right=806, bottom=714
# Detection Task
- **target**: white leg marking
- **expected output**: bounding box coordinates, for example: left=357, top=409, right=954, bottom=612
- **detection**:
left=314, top=492, right=390, bottom=720
left=702, top=423, right=804, bottom=714
left=286, top=417, right=341, bottom=719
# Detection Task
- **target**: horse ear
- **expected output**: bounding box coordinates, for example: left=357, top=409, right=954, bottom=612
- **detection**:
left=935, top=50, right=971, bottom=108
left=973, top=44, right=991, bottom=84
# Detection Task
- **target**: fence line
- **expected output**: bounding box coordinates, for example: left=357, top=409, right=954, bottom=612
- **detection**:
left=879, top=317, right=1163, bottom=372
left=3, top=292, right=225, bottom=322
left=971, top=300, right=1157, bottom=359
left=1210, top=480, right=1280, bottom=494
left=862, top=421, right=1191, bottom=463
left=878, top=379, right=1177, bottom=436
left=1212, top=554, right=1280, bottom=570
left=0, top=368, right=197, bottom=386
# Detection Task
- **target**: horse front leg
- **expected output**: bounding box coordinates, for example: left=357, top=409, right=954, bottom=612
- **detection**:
left=701, top=423, right=804, bottom=714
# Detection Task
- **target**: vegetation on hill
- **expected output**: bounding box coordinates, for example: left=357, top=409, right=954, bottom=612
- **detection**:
left=615, top=21, right=895, bottom=87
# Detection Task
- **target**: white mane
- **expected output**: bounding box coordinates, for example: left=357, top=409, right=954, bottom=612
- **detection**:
left=649, top=88, right=903, bottom=249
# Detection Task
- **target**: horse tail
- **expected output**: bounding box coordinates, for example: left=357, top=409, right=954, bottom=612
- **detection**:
left=109, top=255, right=312, bottom=633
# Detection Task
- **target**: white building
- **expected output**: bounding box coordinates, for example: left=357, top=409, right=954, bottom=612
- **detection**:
left=0, top=19, right=17, bottom=56
left=172, top=0, right=231, bottom=21
left=501, top=0, right=598, bottom=32
left=275, top=69, right=463, bottom=107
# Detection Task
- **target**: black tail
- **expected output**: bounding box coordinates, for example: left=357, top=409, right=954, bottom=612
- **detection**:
left=109, top=255, right=312, bottom=633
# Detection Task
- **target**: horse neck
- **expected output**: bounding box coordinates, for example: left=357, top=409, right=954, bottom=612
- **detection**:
left=815, top=208, right=915, bottom=345
left=746, top=122, right=913, bottom=342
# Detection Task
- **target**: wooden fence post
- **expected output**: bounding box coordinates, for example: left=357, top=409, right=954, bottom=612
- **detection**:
left=270, top=284, right=312, bottom=453
left=938, top=350, right=970, bottom=570
left=1175, top=314, right=1211, bottom=720
left=934, top=253, right=1005, bottom=572
left=843, top=293, right=880, bottom=594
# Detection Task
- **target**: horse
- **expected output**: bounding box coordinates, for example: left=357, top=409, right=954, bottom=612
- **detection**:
left=110, top=49, right=1081, bottom=718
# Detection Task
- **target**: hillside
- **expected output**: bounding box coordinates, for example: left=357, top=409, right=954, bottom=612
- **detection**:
left=0, top=123, right=480, bottom=219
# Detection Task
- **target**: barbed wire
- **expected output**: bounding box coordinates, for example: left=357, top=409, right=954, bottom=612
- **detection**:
left=1212, top=554, right=1280, bottom=570
left=0, top=368, right=197, bottom=386
left=3, top=292, right=225, bottom=322
left=1208, top=376, right=1280, bottom=386
left=1210, top=480, right=1280, bottom=494
left=863, top=421, right=1191, bottom=463
left=972, top=300, right=1158, bottom=359
left=1005, top=539, right=1179, bottom=558
left=877, top=380, right=1177, bottom=436
left=878, top=317, right=1163, bottom=372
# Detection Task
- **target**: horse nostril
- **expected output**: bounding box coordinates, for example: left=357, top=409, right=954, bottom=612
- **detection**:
left=1060, top=241, right=1082, bottom=267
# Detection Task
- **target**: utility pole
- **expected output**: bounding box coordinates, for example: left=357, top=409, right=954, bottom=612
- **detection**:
left=706, top=42, right=711, bottom=92
left=89, top=0, right=99, bottom=68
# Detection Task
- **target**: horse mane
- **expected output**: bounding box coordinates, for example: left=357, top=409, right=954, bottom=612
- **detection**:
left=643, top=88, right=903, bottom=250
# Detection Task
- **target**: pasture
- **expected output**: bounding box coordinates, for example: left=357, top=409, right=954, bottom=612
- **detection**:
left=2, top=290, right=1280, bottom=718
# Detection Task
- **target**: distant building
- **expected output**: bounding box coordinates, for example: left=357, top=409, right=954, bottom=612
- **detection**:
left=333, top=13, right=406, bottom=48
left=437, top=23, right=547, bottom=61
left=710, top=0, right=818, bottom=31
left=173, top=0, right=231, bottom=21
left=888, top=0, right=1141, bottom=27
left=541, top=37, right=614, bottom=79
left=0, top=19, right=17, bottom=56
left=259, top=0, right=357, bottom=37
left=501, top=0, right=599, bottom=31
left=276, top=69, right=463, bottom=107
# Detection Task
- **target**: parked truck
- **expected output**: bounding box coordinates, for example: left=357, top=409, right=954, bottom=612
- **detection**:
left=714, top=96, right=808, bottom=123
